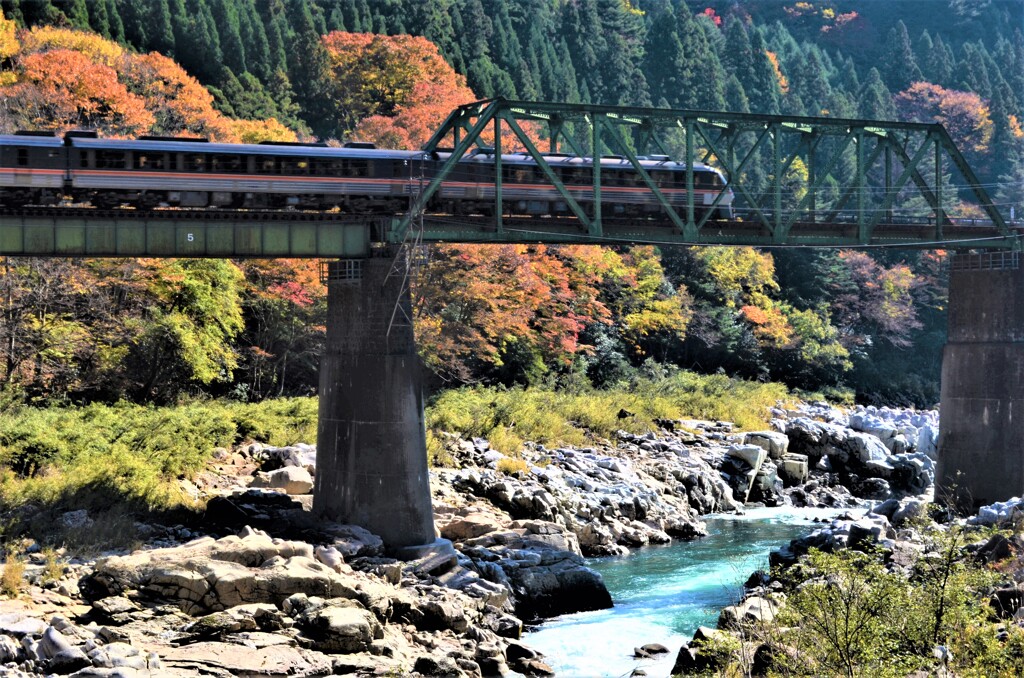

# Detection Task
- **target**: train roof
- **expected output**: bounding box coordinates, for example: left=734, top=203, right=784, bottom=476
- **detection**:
left=0, top=134, right=65, bottom=148
left=66, top=136, right=424, bottom=160
left=448, top=150, right=723, bottom=173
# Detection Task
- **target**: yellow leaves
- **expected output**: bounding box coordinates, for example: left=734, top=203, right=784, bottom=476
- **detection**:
left=0, top=11, right=18, bottom=61
left=694, top=246, right=779, bottom=308
left=1008, top=115, right=1024, bottom=140
left=20, top=26, right=124, bottom=66
left=229, top=118, right=298, bottom=144
left=765, top=50, right=788, bottom=93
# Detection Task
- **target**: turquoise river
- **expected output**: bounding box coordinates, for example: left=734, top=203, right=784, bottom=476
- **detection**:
left=524, top=507, right=863, bottom=677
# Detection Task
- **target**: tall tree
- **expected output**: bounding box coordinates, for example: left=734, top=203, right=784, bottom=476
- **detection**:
left=747, top=29, right=781, bottom=114
left=882, top=20, right=922, bottom=92
left=287, top=0, right=333, bottom=138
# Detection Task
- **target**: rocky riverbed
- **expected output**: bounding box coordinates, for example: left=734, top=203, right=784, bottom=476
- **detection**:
left=0, top=402, right=941, bottom=677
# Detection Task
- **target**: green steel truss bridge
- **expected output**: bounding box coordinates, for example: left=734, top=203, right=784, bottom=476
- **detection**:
left=1, top=98, right=1019, bottom=258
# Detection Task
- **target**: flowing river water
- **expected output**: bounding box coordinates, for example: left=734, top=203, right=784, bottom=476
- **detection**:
left=523, top=507, right=864, bottom=678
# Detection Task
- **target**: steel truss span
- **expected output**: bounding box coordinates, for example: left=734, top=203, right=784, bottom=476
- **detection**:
left=1, top=98, right=1018, bottom=257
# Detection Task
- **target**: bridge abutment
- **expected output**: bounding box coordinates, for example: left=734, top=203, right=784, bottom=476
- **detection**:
left=314, top=254, right=439, bottom=551
left=938, top=252, right=1024, bottom=509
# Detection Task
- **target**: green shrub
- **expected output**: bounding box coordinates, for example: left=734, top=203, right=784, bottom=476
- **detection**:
left=496, top=456, right=530, bottom=475
left=425, top=370, right=789, bottom=456
left=0, top=550, right=25, bottom=597
left=0, top=397, right=320, bottom=549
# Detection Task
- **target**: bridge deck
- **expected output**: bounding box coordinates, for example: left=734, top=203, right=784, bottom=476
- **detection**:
left=0, top=207, right=1017, bottom=257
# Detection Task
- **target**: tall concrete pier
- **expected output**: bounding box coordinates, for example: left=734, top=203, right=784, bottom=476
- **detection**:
left=314, top=253, right=436, bottom=549
left=937, top=251, right=1024, bottom=509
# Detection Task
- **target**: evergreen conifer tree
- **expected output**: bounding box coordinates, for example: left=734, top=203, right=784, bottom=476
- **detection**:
left=748, top=29, right=781, bottom=114
left=858, top=67, right=896, bottom=120
left=882, top=20, right=922, bottom=91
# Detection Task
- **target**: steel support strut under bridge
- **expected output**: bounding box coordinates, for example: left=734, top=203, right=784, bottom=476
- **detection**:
left=1, top=100, right=1022, bottom=547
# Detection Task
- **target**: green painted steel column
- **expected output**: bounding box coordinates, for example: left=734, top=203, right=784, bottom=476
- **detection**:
left=857, top=129, right=866, bottom=242
left=807, top=134, right=816, bottom=223
left=592, top=114, right=602, bottom=236
left=773, top=123, right=782, bottom=240
left=494, top=116, right=503, bottom=235
left=686, top=120, right=695, bottom=233
left=935, top=137, right=944, bottom=238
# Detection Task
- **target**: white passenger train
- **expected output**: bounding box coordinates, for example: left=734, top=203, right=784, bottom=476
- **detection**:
left=0, top=131, right=734, bottom=219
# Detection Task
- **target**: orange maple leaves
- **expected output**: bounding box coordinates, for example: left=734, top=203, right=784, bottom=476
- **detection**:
left=0, top=22, right=294, bottom=142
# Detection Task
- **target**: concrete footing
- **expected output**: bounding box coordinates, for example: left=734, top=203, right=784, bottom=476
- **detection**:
left=937, top=252, right=1024, bottom=509
left=313, top=254, right=437, bottom=548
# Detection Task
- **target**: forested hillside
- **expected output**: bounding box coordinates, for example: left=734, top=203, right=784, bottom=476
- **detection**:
left=0, top=0, right=1021, bottom=406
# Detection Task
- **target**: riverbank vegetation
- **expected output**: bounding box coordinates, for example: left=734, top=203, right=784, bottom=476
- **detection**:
left=0, top=371, right=788, bottom=541
left=695, top=517, right=1024, bottom=678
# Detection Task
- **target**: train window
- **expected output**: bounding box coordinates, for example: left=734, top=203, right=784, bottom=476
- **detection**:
left=79, top=151, right=89, bottom=168
left=312, top=158, right=347, bottom=176
left=345, top=159, right=369, bottom=177
left=211, top=155, right=242, bottom=173
left=392, top=160, right=409, bottom=178
left=168, top=154, right=177, bottom=171
left=255, top=156, right=277, bottom=174
left=134, top=153, right=166, bottom=170
left=510, top=167, right=531, bottom=183
left=607, top=170, right=629, bottom=187
left=16, top=148, right=28, bottom=166
left=186, top=154, right=207, bottom=172
left=95, top=150, right=127, bottom=169
left=281, top=157, right=309, bottom=175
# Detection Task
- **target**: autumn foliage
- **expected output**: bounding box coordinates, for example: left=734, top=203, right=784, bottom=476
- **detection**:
left=0, top=24, right=294, bottom=142
left=895, top=82, right=993, bottom=153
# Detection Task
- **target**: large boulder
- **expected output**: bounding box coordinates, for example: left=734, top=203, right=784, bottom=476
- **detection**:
left=744, top=431, right=790, bottom=460
left=85, top=530, right=363, bottom=614
left=296, top=601, right=383, bottom=653
left=250, top=466, right=314, bottom=495
left=504, top=549, right=612, bottom=619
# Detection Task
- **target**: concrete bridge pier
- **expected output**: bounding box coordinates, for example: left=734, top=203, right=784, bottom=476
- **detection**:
left=314, top=252, right=448, bottom=558
left=937, top=251, right=1024, bottom=509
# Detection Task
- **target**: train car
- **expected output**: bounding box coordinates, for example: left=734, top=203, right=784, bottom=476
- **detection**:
left=67, top=136, right=426, bottom=211
left=438, top=149, right=734, bottom=219
left=0, top=132, right=66, bottom=207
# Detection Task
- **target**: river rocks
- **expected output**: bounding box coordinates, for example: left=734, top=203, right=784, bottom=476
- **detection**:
left=779, top=453, right=809, bottom=486
left=442, top=436, right=715, bottom=558
left=1, top=519, right=562, bottom=678
left=775, top=403, right=935, bottom=502
left=293, top=599, right=383, bottom=653
left=718, top=595, right=780, bottom=629
left=744, top=431, right=790, bottom=460
left=249, top=466, right=314, bottom=495
left=969, top=497, right=1024, bottom=526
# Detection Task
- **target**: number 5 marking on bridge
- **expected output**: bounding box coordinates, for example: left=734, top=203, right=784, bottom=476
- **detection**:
left=187, top=232, right=194, bottom=242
